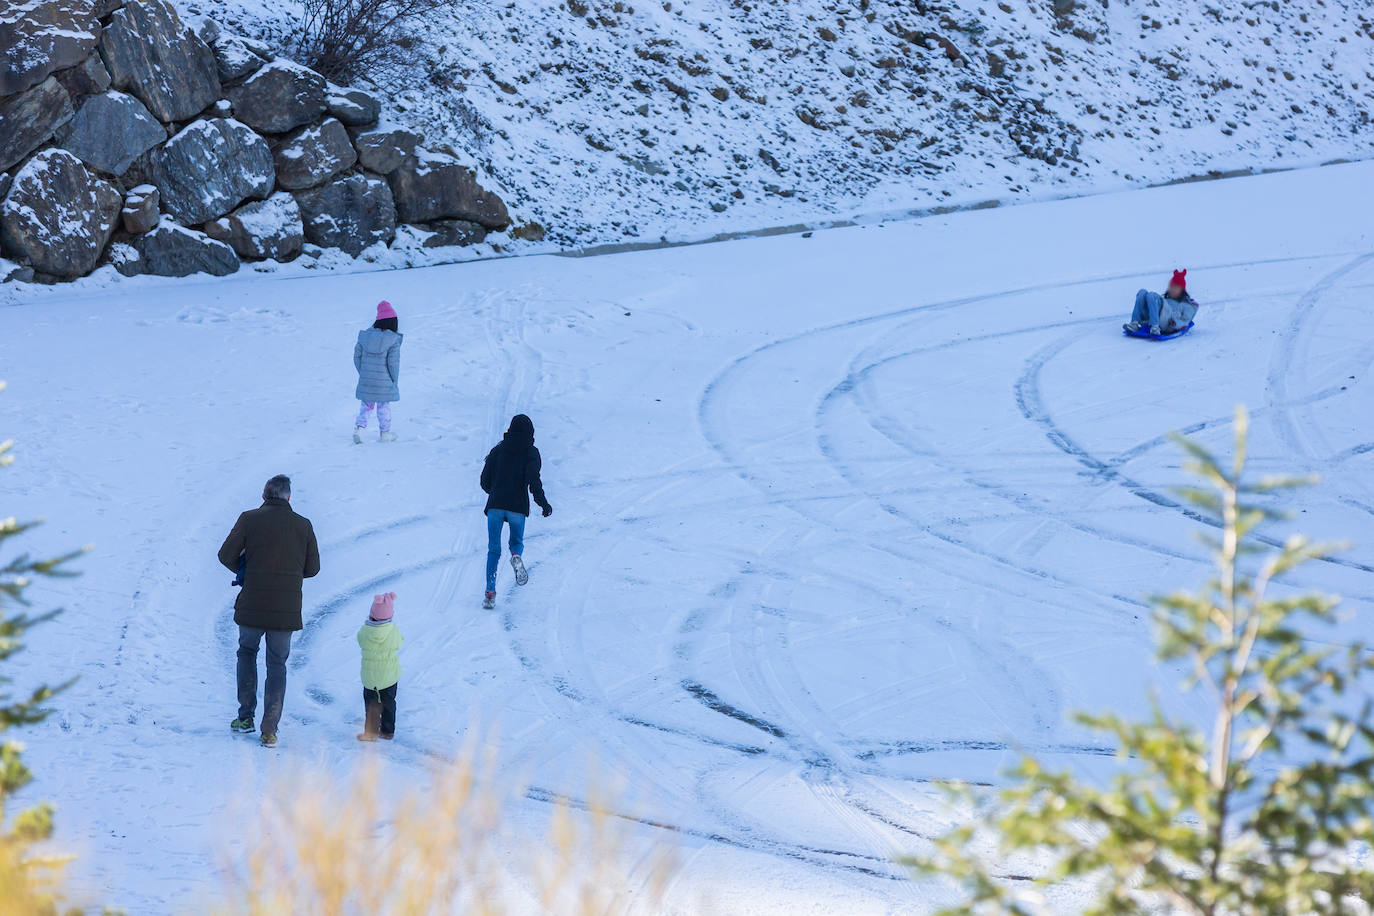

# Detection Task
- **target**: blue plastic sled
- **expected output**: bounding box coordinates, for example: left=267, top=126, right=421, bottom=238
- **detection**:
left=1124, top=321, right=1193, bottom=341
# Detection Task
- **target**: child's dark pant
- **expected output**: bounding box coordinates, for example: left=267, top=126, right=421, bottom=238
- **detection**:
left=364, top=683, right=398, bottom=737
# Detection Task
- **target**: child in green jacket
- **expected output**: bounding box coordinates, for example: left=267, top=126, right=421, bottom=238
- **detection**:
left=357, top=592, right=403, bottom=741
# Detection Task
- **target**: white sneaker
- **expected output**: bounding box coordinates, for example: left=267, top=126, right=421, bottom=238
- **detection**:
left=511, top=554, right=529, bottom=586
left=380, top=431, right=397, bottom=443
left=1124, top=321, right=1142, bottom=332
left=1150, top=325, right=1162, bottom=336
left=353, top=428, right=364, bottom=444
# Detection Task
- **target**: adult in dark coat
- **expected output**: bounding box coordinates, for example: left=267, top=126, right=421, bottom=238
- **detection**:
left=479, top=414, right=552, bottom=606
left=217, top=474, right=320, bottom=745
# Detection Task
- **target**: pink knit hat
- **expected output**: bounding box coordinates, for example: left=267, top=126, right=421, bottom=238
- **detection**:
left=376, top=300, right=397, bottom=321
left=370, top=592, right=396, bottom=621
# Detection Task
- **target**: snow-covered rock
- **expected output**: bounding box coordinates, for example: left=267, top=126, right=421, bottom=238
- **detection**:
left=352, top=127, right=418, bottom=175
left=120, top=184, right=159, bottom=234
left=0, top=0, right=101, bottom=96
left=326, top=86, right=379, bottom=127
left=0, top=149, right=121, bottom=279
left=203, top=191, right=302, bottom=260
left=210, top=31, right=266, bottom=83
left=147, top=117, right=274, bottom=225
left=130, top=217, right=239, bottom=276
left=293, top=174, right=396, bottom=256
left=56, top=91, right=167, bottom=176
left=99, top=0, right=221, bottom=123
left=418, top=218, right=486, bottom=248
left=225, top=59, right=326, bottom=134
left=389, top=148, right=509, bottom=229
left=0, top=76, right=74, bottom=171
left=271, top=117, right=357, bottom=190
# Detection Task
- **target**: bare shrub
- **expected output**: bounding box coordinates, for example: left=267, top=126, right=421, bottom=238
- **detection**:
left=295, top=0, right=461, bottom=83
left=217, top=745, right=677, bottom=915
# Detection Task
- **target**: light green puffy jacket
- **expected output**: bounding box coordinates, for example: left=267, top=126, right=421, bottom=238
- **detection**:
left=358, top=620, right=403, bottom=689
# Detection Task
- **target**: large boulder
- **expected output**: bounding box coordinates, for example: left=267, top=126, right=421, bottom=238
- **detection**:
left=147, top=117, right=274, bottom=225
left=204, top=192, right=303, bottom=261
left=326, top=86, right=380, bottom=126
left=0, top=77, right=75, bottom=171
left=225, top=60, right=326, bottom=134
left=211, top=32, right=266, bottom=83
left=55, top=91, right=166, bottom=176
left=0, top=149, right=121, bottom=279
left=54, top=52, right=113, bottom=99
left=352, top=127, right=418, bottom=175
left=132, top=218, right=239, bottom=276
left=99, top=0, right=221, bottom=123
left=272, top=118, right=357, bottom=190
left=389, top=149, right=510, bottom=229
left=0, top=0, right=101, bottom=96
left=294, top=174, right=395, bottom=257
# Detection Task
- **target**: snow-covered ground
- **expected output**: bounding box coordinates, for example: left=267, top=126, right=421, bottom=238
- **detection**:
left=182, top=0, right=1374, bottom=245
left=4, top=162, right=1374, bottom=912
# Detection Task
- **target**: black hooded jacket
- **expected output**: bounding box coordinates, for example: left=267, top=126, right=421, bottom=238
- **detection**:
left=480, top=415, right=551, bottom=517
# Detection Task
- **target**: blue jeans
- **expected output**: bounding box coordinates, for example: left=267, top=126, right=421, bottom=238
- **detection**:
left=486, top=509, right=525, bottom=592
left=237, top=626, right=291, bottom=735
left=1132, top=289, right=1163, bottom=328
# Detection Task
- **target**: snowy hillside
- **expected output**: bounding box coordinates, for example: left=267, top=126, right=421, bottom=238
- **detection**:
left=4, top=162, right=1374, bottom=912
left=179, top=0, right=1374, bottom=244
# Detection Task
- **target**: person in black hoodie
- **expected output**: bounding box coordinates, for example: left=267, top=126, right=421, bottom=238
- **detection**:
left=480, top=414, right=552, bottom=608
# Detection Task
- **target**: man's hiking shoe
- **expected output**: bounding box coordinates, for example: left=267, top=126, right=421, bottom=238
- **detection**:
left=260, top=733, right=278, bottom=748
left=230, top=718, right=255, bottom=733
left=1123, top=321, right=1142, bottom=333
left=483, top=591, right=496, bottom=610
left=380, top=733, right=394, bottom=740
left=511, top=554, right=529, bottom=587
left=353, top=428, right=364, bottom=445
left=380, top=431, right=397, bottom=443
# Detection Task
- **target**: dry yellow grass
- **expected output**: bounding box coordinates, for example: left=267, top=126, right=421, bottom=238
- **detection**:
left=216, top=745, right=676, bottom=916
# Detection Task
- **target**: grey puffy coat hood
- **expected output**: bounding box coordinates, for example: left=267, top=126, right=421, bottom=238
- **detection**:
left=354, top=328, right=402, bottom=402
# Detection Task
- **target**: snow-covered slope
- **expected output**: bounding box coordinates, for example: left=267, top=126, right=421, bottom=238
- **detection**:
left=5, top=162, right=1374, bottom=911
left=185, top=0, right=1374, bottom=244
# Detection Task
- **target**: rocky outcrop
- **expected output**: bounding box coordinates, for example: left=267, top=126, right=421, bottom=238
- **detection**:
left=226, top=60, right=326, bottom=134
left=294, top=175, right=396, bottom=256
left=390, top=149, right=511, bottom=229
left=56, top=90, right=166, bottom=176
left=353, top=128, right=418, bottom=175
left=204, top=192, right=303, bottom=261
left=0, top=77, right=74, bottom=171
left=0, top=150, right=121, bottom=279
left=131, top=218, right=239, bottom=276
left=147, top=118, right=274, bottom=225
left=0, top=1, right=512, bottom=284
left=0, top=0, right=100, bottom=96
left=272, top=118, right=356, bottom=190
left=99, top=0, right=220, bottom=123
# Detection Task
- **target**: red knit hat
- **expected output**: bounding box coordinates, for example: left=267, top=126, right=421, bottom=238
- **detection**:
left=1170, top=269, right=1187, bottom=290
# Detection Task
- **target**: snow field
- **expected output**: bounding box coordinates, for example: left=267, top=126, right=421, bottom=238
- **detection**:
left=2, top=162, right=1374, bottom=912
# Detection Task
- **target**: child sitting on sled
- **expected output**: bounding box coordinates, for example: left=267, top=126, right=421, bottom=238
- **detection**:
left=1124, top=270, right=1199, bottom=336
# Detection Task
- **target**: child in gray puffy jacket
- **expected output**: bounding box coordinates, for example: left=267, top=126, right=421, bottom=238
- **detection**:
left=353, top=301, right=403, bottom=443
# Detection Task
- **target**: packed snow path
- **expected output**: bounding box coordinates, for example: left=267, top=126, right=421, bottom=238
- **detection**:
left=5, top=163, right=1374, bottom=913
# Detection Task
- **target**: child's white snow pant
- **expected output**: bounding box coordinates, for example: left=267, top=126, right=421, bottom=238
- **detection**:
left=356, top=401, right=392, bottom=433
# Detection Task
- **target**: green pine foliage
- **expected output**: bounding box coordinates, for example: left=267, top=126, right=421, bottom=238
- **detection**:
left=910, top=407, right=1374, bottom=915
left=0, top=381, right=83, bottom=913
